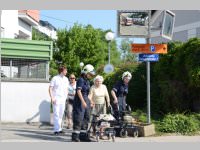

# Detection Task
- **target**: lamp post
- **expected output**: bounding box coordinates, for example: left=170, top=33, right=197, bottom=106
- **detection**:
left=105, top=32, right=114, bottom=64
left=80, top=62, right=84, bottom=71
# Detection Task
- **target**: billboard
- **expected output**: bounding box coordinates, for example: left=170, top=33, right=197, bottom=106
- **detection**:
left=117, top=10, right=149, bottom=37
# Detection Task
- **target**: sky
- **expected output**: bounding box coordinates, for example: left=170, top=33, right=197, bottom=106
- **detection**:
left=40, top=10, right=146, bottom=45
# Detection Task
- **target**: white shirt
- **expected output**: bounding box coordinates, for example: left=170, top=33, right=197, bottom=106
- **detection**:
left=68, top=82, right=76, bottom=100
left=50, top=74, right=69, bottom=104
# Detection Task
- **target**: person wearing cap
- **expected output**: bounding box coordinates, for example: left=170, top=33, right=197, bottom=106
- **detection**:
left=72, top=64, right=96, bottom=142
left=49, top=66, right=69, bottom=135
left=88, top=75, right=110, bottom=139
left=111, top=71, right=132, bottom=119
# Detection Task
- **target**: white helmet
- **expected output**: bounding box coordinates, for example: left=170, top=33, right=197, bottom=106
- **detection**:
left=82, top=64, right=95, bottom=75
left=122, top=71, right=132, bottom=80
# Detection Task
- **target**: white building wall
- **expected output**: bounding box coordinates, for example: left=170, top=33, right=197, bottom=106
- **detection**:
left=1, top=82, right=51, bottom=123
left=36, top=25, right=57, bottom=40
left=1, top=10, right=19, bottom=38
left=18, top=19, right=32, bottom=39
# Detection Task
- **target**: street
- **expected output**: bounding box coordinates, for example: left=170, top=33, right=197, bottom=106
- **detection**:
left=1, top=123, right=200, bottom=142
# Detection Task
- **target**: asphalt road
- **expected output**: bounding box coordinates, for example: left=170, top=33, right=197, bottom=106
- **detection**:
left=1, top=123, right=200, bottom=142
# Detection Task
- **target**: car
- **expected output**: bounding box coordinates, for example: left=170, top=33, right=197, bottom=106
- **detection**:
left=125, top=17, right=133, bottom=26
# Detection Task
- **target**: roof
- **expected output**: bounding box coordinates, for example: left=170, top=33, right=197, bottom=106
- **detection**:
left=39, top=20, right=57, bottom=31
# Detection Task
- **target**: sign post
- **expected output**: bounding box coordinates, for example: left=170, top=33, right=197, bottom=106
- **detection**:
left=146, top=10, right=151, bottom=124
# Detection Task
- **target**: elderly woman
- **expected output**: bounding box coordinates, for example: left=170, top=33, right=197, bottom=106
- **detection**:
left=88, top=75, right=110, bottom=115
left=88, top=75, right=110, bottom=140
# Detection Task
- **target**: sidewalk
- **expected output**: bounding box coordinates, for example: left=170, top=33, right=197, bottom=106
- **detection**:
left=1, top=123, right=200, bottom=142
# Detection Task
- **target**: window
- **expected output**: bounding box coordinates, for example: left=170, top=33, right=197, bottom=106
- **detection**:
left=1, top=27, right=5, bottom=38
left=1, top=58, right=48, bottom=81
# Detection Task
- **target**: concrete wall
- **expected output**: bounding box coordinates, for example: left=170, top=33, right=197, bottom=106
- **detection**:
left=1, top=82, right=51, bottom=123
left=1, top=10, right=18, bottom=38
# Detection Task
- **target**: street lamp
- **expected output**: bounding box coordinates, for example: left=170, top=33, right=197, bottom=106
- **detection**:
left=105, top=32, right=114, bottom=64
left=80, top=62, right=84, bottom=71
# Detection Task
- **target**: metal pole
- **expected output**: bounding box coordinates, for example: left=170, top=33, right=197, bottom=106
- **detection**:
left=0, top=10, right=2, bottom=121
left=108, top=41, right=111, bottom=64
left=147, top=10, right=151, bottom=124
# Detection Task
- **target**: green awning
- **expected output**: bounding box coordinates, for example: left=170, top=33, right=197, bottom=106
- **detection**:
left=0, top=38, right=53, bottom=61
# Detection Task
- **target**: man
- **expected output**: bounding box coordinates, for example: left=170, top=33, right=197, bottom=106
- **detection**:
left=49, top=66, right=69, bottom=135
left=111, top=71, right=132, bottom=120
left=72, top=64, right=96, bottom=142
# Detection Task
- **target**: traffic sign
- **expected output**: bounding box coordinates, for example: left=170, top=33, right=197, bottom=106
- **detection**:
left=131, top=44, right=167, bottom=54
left=138, top=54, right=159, bottom=62
left=104, top=64, right=114, bottom=74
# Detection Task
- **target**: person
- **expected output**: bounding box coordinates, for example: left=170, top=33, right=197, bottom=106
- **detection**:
left=72, top=64, right=96, bottom=142
left=66, top=73, right=76, bottom=129
left=88, top=75, right=110, bottom=139
left=49, top=66, right=69, bottom=135
left=111, top=71, right=132, bottom=119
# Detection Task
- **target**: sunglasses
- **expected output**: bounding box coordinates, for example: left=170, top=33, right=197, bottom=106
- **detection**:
left=70, top=78, right=75, bottom=79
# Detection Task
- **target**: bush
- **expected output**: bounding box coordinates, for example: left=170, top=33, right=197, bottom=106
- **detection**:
left=157, top=113, right=200, bottom=135
left=131, top=109, right=147, bottom=123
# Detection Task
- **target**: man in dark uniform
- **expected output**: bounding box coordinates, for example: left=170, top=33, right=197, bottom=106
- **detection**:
left=72, top=64, right=95, bottom=142
left=111, top=71, right=132, bottom=120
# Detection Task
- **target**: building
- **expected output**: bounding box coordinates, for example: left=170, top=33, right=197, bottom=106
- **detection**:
left=1, top=10, right=39, bottom=40
left=1, top=10, right=57, bottom=40
left=34, top=20, right=57, bottom=40
left=151, top=10, right=200, bottom=43
left=0, top=10, right=53, bottom=123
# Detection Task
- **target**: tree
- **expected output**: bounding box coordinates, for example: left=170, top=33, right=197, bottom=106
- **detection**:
left=54, top=23, right=121, bottom=76
left=119, top=38, right=137, bottom=63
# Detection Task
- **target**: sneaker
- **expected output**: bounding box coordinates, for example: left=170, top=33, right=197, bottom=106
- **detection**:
left=54, top=132, right=59, bottom=135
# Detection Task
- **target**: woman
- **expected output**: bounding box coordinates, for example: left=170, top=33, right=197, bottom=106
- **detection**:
left=88, top=75, right=110, bottom=115
left=111, top=71, right=132, bottom=119
left=88, top=75, right=110, bottom=139
left=71, top=64, right=96, bottom=142
left=66, top=74, right=76, bottom=129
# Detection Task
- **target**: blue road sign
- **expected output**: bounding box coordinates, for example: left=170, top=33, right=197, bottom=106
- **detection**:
left=139, top=54, right=159, bottom=62
left=150, top=45, right=156, bottom=52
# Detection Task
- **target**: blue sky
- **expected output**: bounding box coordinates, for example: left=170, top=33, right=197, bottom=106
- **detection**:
left=40, top=10, right=146, bottom=45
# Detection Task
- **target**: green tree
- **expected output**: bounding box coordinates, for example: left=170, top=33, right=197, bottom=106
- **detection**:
left=119, top=38, right=136, bottom=63
left=54, top=24, right=120, bottom=76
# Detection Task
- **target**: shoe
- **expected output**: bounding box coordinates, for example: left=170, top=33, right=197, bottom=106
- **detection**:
left=100, top=136, right=106, bottom=140
left=72, top=133, right=80, bottom=142
left=54, top=132, right=59, bottom=135
left=59, top=130, right=65, bottom=135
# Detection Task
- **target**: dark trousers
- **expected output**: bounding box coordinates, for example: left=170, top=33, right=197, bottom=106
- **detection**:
left=113, top=96, right=126, bottom=120
left=73, top=96, right=90, bottom=132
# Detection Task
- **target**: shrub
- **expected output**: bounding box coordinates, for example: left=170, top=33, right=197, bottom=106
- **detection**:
left=158, top=113, right=199, bottom=135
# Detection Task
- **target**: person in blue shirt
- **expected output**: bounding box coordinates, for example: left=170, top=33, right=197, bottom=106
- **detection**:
left=111, top=71, right=132, bottom=119
left=72, top=64, right=96, bottom=142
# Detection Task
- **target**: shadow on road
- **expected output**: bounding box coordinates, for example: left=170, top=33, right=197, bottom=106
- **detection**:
left=2, top=128, right=72, bottom=142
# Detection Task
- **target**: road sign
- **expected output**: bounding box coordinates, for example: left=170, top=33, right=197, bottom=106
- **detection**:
left=104, top=64, right=114, bottom=74
left=131, top=44, right=167, bottom=54
left=138, top=54, right=159, bottom=62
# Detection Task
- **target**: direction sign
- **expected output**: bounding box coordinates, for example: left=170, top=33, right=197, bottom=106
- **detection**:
left=138, top=54, right=159, bottom=62
left=132, top=44, right=167, bottom=54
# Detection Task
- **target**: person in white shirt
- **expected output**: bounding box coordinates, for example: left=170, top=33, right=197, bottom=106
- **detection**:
left=49, top=66, right=69, bottom=135
left=66, top=73, right=76, bottom=129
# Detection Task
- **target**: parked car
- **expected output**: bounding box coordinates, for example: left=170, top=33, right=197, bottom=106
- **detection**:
left=125, top=17, right=133, bottom=26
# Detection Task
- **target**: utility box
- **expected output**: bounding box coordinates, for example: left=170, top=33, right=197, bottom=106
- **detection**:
left=135, top=123, right=155, bottom=137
